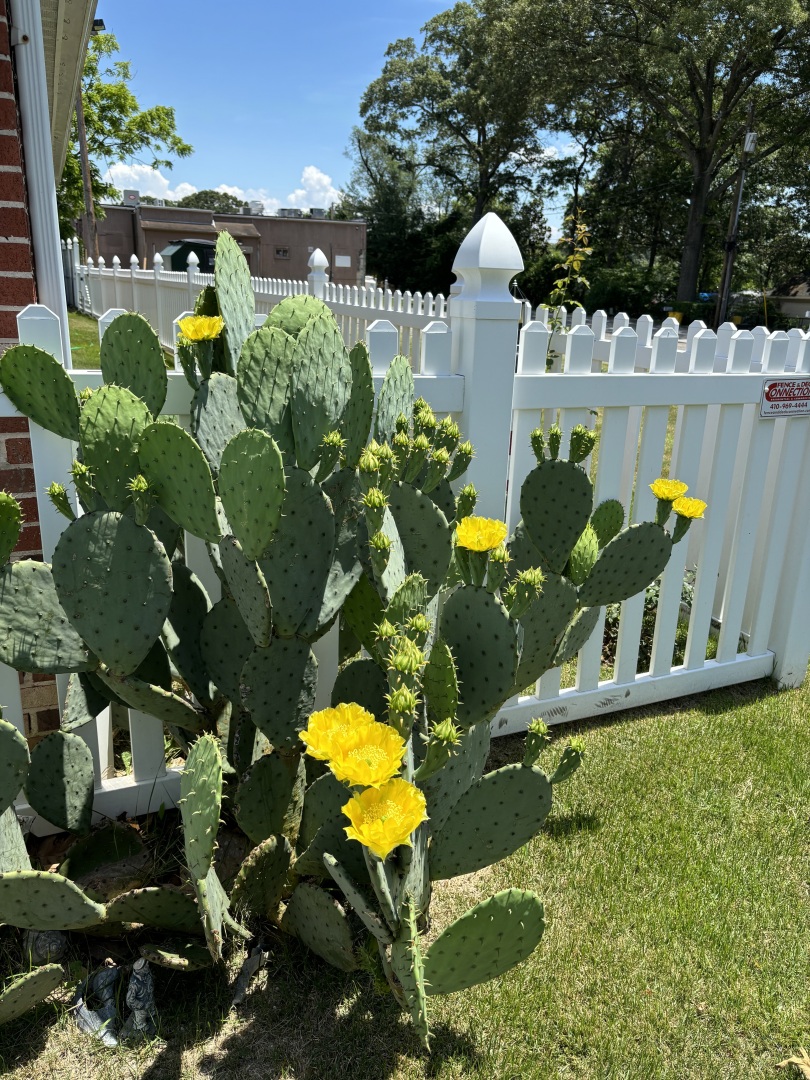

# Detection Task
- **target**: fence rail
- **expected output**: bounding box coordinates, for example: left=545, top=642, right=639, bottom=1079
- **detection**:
left=9, top=212, right=807, bottom=833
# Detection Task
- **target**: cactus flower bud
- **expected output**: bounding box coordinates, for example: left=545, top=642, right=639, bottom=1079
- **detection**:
left=505, top=567, right=545, bottom=619
left=406, top=613, right=431, bottom=647
left=46, top=482, right=75, bottom=521
left=549, top=737, right=586, bottom=785
left=127, top=474, right=154, bottom=526
left=362, top=487, right=388, bottom=533
left=315, top=429, right=345, bottom=481
left=530, top=427, right=545, bottom=463
left=358, top=447, right=381, bottom=493
left=387, top=685, right=419, bottom=716
left=486, top=544, right=510, bottom=594
left=70, top=460, right=97, bottom=508
left=413, top=718, right=462, bottom=780
left=78, top=386, right=95, bottom=405
left=447, top=440, right=474, bottom=482
left=413, top=403, right=437, bottom=438
left=547, top=424, right=562, bottom=461
left=375, top=442, right=397, bottom=494
left=421, top=447, right=450, bottom=493
left=454, top=483, right=478, bottom=521
left=375, top=618, right=398, bottom=644
left=369, top=530, right=392, bottom=574
left=522, top=716, right=550, bottom=766
left=404, top=433, right=430, bottom=483
left=388, top=638, right=426, bottom=676
left=395, top=412, right=410, bottom=434
left=568, top=424, right=598, bottom=464
left=433, top=417, right=460, bottom=454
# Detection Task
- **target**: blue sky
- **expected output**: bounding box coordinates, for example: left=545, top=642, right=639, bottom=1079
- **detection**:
left=98, top=0, right=451, bottom=210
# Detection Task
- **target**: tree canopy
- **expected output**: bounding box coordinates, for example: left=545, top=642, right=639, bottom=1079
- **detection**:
left=176, top=190, right=249, bottom=213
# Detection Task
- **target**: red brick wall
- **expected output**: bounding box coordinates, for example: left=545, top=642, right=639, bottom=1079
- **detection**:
left=0, top=2, right=58, bottom=739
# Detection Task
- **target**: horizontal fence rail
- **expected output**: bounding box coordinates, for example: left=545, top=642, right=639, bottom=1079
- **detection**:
left=7, top=213, right=805, bottom=833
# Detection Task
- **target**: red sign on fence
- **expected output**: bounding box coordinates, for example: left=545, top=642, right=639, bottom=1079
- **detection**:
left=760, top=377, right=810, bottom=418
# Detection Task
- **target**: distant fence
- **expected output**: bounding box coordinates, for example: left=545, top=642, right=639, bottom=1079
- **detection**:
left=6, top=212, right=808, bottom=833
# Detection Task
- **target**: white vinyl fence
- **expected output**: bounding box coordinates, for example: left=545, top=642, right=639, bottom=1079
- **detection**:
left=6, top=212, right=808, bottom=833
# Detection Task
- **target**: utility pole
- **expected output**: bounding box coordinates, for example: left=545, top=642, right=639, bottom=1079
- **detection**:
left=75, top=18, right=105, bottom=262
left=713, top=104, right=756, bottom=330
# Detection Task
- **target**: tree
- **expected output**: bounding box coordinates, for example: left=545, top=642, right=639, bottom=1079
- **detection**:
left=525, top=0, right=810, bottom=300
left=359, top=0, right=549, bottom=224
left=58, top=33, right=192, bottom=241
left=176, top=190, right=248, bottom=213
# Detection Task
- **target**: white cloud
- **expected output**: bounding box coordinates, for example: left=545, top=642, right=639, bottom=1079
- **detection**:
left=104, top=162, right=198, bottom=202
left=102, top=163, right=342, bottom=214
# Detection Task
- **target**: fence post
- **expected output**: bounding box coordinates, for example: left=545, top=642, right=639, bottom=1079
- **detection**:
left=306, top=248, right=329, bottom=299
left=366, top=319, right=399, bottom=374
left=591, top=309, right=607, bottom=341
left=448, top=212, right=523, bottom=520
left=420, top=321, right=452, bottom=376
left=71, top=235, right=81, bottom=310
left=112, top=255, right=121, bottom=308
left=153, top=252, right=167, bottom=347
left=130, top=253, right=139, bottom=311
left=186, top=249, right=199, bottom=310
left=98, top=307, right=127, bottom=343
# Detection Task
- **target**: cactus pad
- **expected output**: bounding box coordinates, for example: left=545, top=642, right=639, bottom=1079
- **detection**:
left=298, top=771, right=349, bottom=853
left=58, top=821, right=145, bottom=881
left=506, top=520, right=547, bottom=578
left=0, top=560, right=95, bottom=673
left=191, top=372, right=246, bottom=474
left=420, top=721, right=490, bottom=833
left=78, top=384, right=152, bottom=511
left=200, top=596, right=255, bottom=703
left=52, top=512, right=172, bottom=675
left=388, top=482, right=452, bottom=597
left=567, top=524, right=599, bottom=585
left=552, top=606, right=602, bottom=666
left=0, top=806, right=29, bottom=873
left=0, top=870, right=105, bottom=929
left=236, top=326, right=296, bottom=457
left=577, top=523, right=673, bottom=607
left=423, top=888, right=545, bottom=995
left=241, top=638, right=318, bottom=749
left=429, top=764, right=552, bottom=880
left=0, top=964, right=64, bottom=1025
left=358, top=507, right=406, bottom=603
left=219, top=536, right=273, bottom=647
left=440, top=586, right=518, bottom=728
left=323, top=853, right=393, bottom=944
left=375, top=355, right=414, bottom=443
left=163, top=563, right=215, bottom=705
left=62, top=671, right=108, bottom=732
left=391, top=899, right=430, bottom=1047
left=316, top=468, right=364, bottom=633
left=180, top=734, right=222, bottom=884
left=234, top=750, right=306, bottom=846
left=138, top=422, right=221, bottom=543
left=0, top=718, right=28, bottom=818
left=97, top=671, right=203, bottom=731
left=513, top=573, right=578, bottom=690
left=264, top=294, right=331, bottom=336
left=99, top=312, right=167, bottom=417
left=25, top=731, right=94, bottom=835
left=290, top=314, right=352, bottom=470
left=0, top=344, right=80, bottom=439
left=230, top=834, right=292, bottom=918
left=423, top=639, right=458, bottom=726
left=342, top=574, right=384, bottom=660
left=520, top=459, right=594, bottom=574
left=215, top=231, right=256, bottom=370
left=590, top=498, right=625, bottom=548
left=219, top=429, right=285, bottom=560
left=0, top=492, right=22, bottom=564
left=139, top=942, right=212, bottom=971
left=106, top=886, right=203, bottom=934
left=342, top=341, right=374, bottom=468
left=280, top=883, right=358, bottom=971
left=331, top=657, right=388, bottom=719
left=259, top=467, right=335, bottom=637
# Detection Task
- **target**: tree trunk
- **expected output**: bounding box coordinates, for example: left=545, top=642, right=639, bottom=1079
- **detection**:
left=676, top=168, right=713, bottom=301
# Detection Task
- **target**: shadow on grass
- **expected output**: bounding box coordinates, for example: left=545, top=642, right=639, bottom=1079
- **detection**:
left=137, top=935, right=478, bottom=1080
left=543, top=810, right=601, bottom=840
left=0, top=1003, right=54, bottom=1074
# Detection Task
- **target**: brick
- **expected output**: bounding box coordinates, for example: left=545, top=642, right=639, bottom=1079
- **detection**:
left=0, top=311, right=19, bottom=338
left=0, top=239, right=31, bottom=273
left=0, top=416, right=28, bottom=433
left=20, top=681, right=58, bottom=710
left=0, top=132, right=21, bottom=169
left=0, top=465, right=34, bottom=491
left=32, top=673, right=55, bottom=683
left=0, top=97, right=17, bottom=130
left=19, top=495, right=38, bottom=521
left=0, top=20, right=9, bottom=54
left=5, top=436, right=31, bottom=463
left=0, top=59, right=13, bottom=96
left=0, top=275, right=35, bottom=306
left=15, top=523, right=41, bottom=550
left=0, top=206, right=29, bottom=235
left=0, top=170, right=25, bottom=206
left=34, top=708, right=60, bottom=733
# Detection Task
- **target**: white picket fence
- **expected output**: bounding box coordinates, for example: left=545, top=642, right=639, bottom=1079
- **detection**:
left=6, top=211, right=809, bottom=834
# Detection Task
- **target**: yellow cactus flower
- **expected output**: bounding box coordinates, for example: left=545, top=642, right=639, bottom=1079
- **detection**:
left=455, top=515, right=508, bottom=552
left=177, top=315, right=224, bottom=341
left=342, top=778, right=428, bottom=860
left=327, top=722, right=406, bottom=788
left=649, top=478, right=688, bottom=501
left=672, top=497, right=707, bottom=519
left=300, top=702, right=376, bottom=761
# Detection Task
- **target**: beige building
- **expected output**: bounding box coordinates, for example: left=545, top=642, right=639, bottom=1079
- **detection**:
left=94, top=202, right=367, bottom=286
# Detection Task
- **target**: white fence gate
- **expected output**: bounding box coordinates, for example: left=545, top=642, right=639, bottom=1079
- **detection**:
left=8, top=212, right=809, bottom=832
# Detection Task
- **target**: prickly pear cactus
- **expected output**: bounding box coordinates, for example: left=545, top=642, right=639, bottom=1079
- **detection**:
left=0, top=231, right=704, bottom=1050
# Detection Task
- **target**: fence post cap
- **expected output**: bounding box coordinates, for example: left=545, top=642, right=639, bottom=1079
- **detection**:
left=130, top=253, right=139, bottom=267
left=308, top=247, right=329, bottom=271
left=186, top=250, right=199, bottom=268
left=153, top=252, right=163, bottom=267
left=97, top=255, right=105, bottom=268
left=86, top=257, right=94, bottom=267
left=112, top=255, right=121, bottom=268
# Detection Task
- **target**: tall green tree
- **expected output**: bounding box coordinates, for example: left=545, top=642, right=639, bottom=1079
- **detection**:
left=360, top=0, right=549, bottom=224
left=526, top=0, right=810, bottom=300
left=177, top=190, right=248, bottom=213
left=58, top=33, right=192, bottom=239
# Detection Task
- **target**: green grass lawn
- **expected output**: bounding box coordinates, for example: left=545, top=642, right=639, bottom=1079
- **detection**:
left=67, top=310, right=101, bottom=368
left=1, top=675, right=808, bottom=1079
